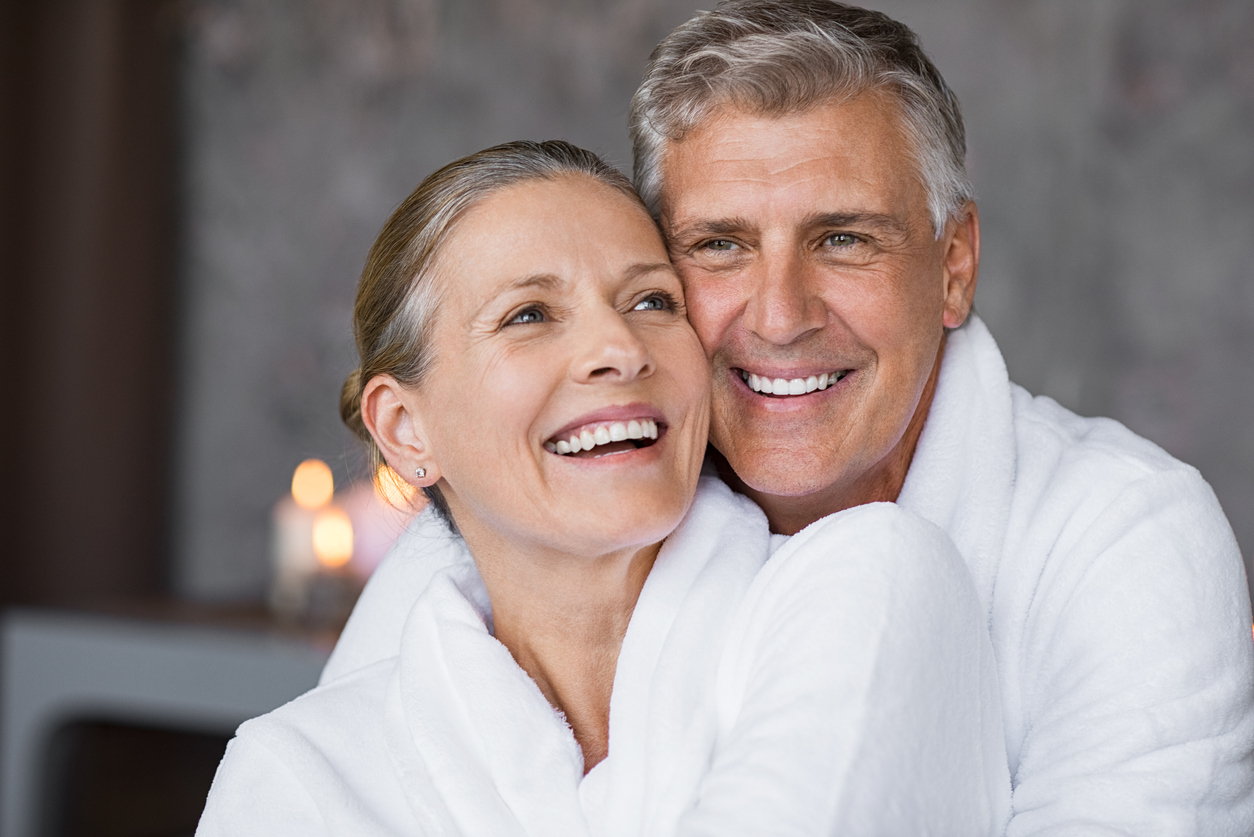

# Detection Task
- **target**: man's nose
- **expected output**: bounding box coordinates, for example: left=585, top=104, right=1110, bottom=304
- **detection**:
left=571, top=307, right=654, bottom=384
left=742, top=249, right=826, bottom=346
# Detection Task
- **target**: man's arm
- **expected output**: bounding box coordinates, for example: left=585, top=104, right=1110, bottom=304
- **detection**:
left=675, top=504, right=1011, bottom=837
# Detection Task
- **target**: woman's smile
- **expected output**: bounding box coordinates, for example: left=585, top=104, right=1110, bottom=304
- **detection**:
left=543, top=403, right=663, bottom=458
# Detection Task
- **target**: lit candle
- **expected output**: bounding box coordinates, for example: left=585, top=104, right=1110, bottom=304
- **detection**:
left=271, top=459, right=426, bottom=626
left=270, top=459, right=341, bottom=620
left=312, top=506, right=354, bottom=569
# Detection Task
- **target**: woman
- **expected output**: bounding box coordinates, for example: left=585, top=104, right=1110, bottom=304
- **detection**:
left=197, top=140, right=1009, bottom=835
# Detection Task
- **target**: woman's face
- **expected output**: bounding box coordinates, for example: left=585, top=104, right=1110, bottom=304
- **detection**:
left=408, top=175, right=710, bottom=560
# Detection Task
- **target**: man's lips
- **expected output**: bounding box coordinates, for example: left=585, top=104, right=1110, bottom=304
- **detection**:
left=733, top=367, right=851, bottom=397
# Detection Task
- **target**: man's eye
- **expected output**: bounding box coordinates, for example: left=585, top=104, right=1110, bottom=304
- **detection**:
left=825, top=233, right=859, bottom=247
left=633, top=293, right=673, bottom=312
left=704, top=239, right=737, bottom=252
left=508, top=307, right=545, bottom=325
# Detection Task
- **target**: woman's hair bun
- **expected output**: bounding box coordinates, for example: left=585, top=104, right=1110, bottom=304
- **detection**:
left=340, top=368, right=368, bottom=442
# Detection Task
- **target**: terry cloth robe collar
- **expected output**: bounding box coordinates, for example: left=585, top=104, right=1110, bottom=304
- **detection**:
left=897, top=314, right=1015, bottom=613
left=382, top=476, right=772, bottom=837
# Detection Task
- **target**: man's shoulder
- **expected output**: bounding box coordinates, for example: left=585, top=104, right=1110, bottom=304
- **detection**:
left=1008, top=382, right=1204, bottom=500
left=1002, top=381, right=1237, bottom=574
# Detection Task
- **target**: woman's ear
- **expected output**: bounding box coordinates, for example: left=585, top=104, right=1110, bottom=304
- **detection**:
left=361, top=374, right=440, bottom=486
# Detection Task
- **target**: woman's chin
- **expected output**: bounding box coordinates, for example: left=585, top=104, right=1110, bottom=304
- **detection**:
left=448, top=427, right=705, bottom=559
left=536, top=479, right=694, bottom=558
left=548, top=442, right=698, bottom=517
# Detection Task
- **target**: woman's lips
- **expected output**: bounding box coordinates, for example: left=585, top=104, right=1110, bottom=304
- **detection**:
left=544, top=403, right=666, bottom=457
left=545, top=418, right=660, bottom=457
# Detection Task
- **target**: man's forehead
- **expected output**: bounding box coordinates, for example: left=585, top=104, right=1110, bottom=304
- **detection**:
left=670, top=92, right=902, bottom=158
left=657, top=94, right=925, bottom=229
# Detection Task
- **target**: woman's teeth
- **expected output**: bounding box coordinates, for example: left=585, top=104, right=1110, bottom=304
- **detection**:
left=544, top=419, right=658, bottom=455
left=741, top=370, right=845, bottom=395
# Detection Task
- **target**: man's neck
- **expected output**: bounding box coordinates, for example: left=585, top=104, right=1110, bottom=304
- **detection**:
left=719, top=335, right=946, bottom=535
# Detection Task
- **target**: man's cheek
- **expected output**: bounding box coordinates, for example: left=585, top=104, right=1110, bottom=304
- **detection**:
left=684, top=289, right=734, bottom=348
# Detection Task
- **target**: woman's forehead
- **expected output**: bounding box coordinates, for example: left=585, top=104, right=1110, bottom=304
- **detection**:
left=464, top=175, right=652, bottom=235
left=430, top=176, right=668, bottom=298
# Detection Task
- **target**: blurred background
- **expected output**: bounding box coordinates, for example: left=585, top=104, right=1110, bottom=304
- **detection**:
left=1, top=0, right=1252, bottom=832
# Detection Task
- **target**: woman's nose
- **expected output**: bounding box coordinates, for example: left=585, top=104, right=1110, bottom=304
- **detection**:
left=571, top=307, right=654, bottom=384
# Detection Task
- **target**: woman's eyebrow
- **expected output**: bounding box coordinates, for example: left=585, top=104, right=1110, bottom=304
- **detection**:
left=469, top=273, right=563, bottom=322
left=624, top=261, right=675, bottom=280
left=516, top=274, right=561, bottom=291
left=506, top=273, right=563, bottom=291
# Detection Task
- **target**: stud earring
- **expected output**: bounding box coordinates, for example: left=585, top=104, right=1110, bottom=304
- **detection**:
left=415, top=467, right=426, bottom=480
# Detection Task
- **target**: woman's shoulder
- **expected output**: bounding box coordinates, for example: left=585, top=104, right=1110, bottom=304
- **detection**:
left=199, top=659, right=415, bottom=835
left=320, top=507, right=475, bottom=684
left=247, top=657, right=396, bottom=746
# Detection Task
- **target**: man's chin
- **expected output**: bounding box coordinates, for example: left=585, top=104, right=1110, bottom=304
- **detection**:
left=709, top=445, right=845, bottom=500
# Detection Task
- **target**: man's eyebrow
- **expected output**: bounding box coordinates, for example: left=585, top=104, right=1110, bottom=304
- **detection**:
left=667, top=212, right=910, bottom=241
left=666, top=217, right=753, bottom=240
left=808, top=211, right=909, bottom=237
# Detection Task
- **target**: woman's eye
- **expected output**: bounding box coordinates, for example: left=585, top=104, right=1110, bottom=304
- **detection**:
left=633, top=293, right=671, bottom=312
left=508, top=307, right=545, bottom=325
left=825, top=233, right=859, bottom=247
left=703, top=239, right=737, bottom=252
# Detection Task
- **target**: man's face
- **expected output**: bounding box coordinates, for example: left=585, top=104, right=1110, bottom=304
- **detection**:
left=658, top=92, right=978, bottom=531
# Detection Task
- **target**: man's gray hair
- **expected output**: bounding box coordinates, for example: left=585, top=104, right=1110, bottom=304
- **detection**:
left=630, top=0, right=973, bottom=237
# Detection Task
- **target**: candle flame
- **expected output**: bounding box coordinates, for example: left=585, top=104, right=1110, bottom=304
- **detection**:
left=292, top=459, right=334, bottom=510
left=312, top=507, right=354, bottom=568
left=375, top=463, right=417, bottom=507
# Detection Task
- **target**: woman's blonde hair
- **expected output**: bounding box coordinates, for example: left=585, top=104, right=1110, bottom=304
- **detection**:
left=341, top=140, right=642, bottom=528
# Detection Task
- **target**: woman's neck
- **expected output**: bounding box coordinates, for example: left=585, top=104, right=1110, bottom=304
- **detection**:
left=470, top=536, right=659, bottom=773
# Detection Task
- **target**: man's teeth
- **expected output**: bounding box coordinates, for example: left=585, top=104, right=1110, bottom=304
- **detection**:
left=741, top=370, right=845, bottom=395
left=543, top=419, right=658, bottom=455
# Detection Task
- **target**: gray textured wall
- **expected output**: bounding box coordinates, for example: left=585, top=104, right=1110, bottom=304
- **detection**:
left=172, top=0, right=1254, bottom=600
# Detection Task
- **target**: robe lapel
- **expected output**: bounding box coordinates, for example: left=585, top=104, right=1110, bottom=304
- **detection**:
left=896, top=315, right=1017, bottom=614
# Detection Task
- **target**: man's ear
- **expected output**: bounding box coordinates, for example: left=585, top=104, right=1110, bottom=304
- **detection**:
left=940, top=201, right=980, bottom=329
left=361, top=374, right=440, bottom=487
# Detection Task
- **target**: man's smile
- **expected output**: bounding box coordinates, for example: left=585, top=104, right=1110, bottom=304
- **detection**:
left=736, top=368, right=851, bottom=397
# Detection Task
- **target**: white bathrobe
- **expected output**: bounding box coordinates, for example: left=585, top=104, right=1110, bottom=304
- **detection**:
left=198, top=481, right=1011, bottom=836
left=316, top=315, right=1254, bottom=835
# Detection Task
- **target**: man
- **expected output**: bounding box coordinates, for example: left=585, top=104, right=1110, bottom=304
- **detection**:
left=325, top=1, right=1254, bottom=831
